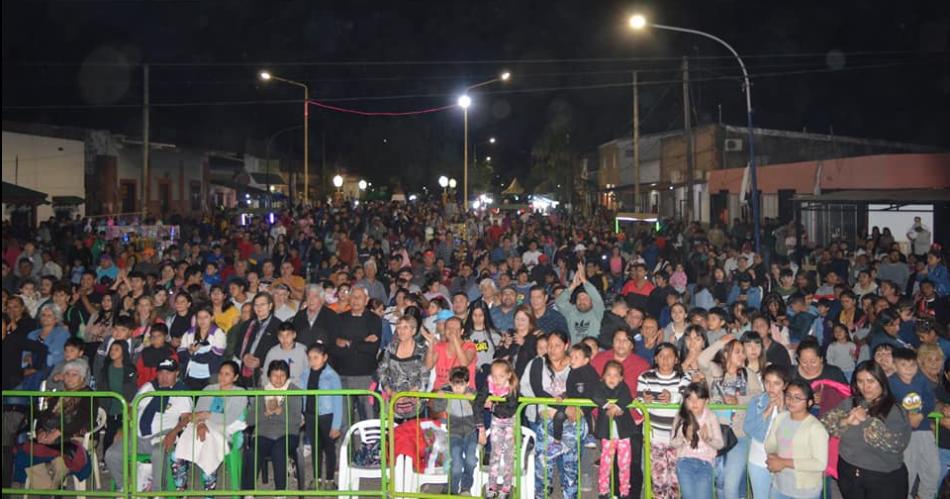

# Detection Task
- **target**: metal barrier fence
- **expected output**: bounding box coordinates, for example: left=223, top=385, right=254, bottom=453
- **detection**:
left=129, top=388, right=387, bottom=498
left=1, top=389, right=129, bottom=498
left=3, top=389, right=946, bottom=499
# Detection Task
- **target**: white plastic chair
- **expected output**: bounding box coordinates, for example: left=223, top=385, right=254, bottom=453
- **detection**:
left=23, top=406, right=107, bottom=499
left=72, top=407, right=108, bottom=498
left=473, top=426, right=536, bottom=497
left=337, top=419, right=384, bottom=499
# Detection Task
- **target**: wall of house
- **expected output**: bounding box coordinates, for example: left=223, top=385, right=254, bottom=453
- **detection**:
left=2, top=131, right=86, bottom=221
left=115, top=143, right=207, bottom=217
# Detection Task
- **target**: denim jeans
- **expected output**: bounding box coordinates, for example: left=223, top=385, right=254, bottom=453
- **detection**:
left=449, top=431, right=479, bottom=495
left=940, top=447, right=950, bottom=489
left=770, top=490, right=821, bottom=499
left=716, top=435, right=749, bottom=499
left=676, top=457, right=714, bottom=499
left=747, top=463, right=771, bottom=499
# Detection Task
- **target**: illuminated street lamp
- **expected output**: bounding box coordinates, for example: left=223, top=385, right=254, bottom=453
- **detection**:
left=358, top=180, right=367, bottom=191
left=259, top=70, right=310, bottom=204
left=449, top=178, right=457, bottom=189
left=460, top=72, right=510, bottom=211
left=332, top=174, right=344, bottom=191
left=629, top=14, right=760, bottom=252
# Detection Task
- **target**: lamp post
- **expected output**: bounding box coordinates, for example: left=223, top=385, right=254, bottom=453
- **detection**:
left=332, top=174, right=343, bottom=195
left=439, top=175, right=450, bottom=204
left=629, top=14, right=760, bottom=253
left=459, top=72, right=510, bottom=211
left=457, top=95, right=471, bottom=210
left=259, top=71, right=311, bottom=205
left=449, top=178, right=457, bottom=201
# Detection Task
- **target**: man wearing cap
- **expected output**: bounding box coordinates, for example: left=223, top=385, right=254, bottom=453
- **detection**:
left=556, top=262, right=605, bottom=343
left=105, top=358, right=191, bottom=492
left=490, top=285, right=519, bottom=332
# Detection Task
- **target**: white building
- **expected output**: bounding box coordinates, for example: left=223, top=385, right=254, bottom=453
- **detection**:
left=2, top=130, right=86, bottom=222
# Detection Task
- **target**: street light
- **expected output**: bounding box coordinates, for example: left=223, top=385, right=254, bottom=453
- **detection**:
left=332, top=174, right=343, bottom=191
left=449, top=178, right=457, bottom=189
left=489, top=137, right=496, bottom=144
left=459, top=72, right=511, bottom=211
left=358, top=180, right=367, bottom=191
left=259, top=70, right=311, bottom=205
left=439, top=176, right=449, bottom=188
left=629, top=14, right=761, bottom=253
left=485, top=156, right=492, bottom=162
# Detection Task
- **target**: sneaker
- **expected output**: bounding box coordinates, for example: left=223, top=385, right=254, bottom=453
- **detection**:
left=485, top=487, right=498, bottom=499
left=543, top=440, right=566, bottom=464
left=583, top=434, right=598, bottom=448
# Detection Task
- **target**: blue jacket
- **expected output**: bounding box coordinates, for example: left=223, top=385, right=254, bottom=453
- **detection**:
left=300, top=365, right=344, bottom=431
left=727, top=284, right=762, bottom=310
left=922, top=263, right=950, bottom=297
left=743, top=392, right=776, bottom=443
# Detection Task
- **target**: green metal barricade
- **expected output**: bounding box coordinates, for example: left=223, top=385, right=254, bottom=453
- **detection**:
left=129, top=388, right=386, bottom=498
left=1, top=389, right=129, bottom=498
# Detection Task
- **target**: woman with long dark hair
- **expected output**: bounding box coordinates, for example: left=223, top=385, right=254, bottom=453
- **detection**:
left=520, top=329, right=587, bottom=499
left=821, top=360, right=911, bottom=498
left=463, top=300, right=502, bottom=389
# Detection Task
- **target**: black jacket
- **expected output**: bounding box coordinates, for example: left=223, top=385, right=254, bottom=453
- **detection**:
left=292, top=306, right=340, bottom=346
left=234, top=314, right=281, bottom=385
left=472, top=383, right=520, bottom=423
left=590, top=381, right=637, bottom=439
left=598, top=312, right=630, bottom=350
left=329, top=311, right=381, bottom=376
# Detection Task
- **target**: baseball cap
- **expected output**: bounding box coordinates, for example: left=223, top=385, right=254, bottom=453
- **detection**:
left=157, top=358, right=179, bottom=372
left=435, top=309, right=455, bottom=322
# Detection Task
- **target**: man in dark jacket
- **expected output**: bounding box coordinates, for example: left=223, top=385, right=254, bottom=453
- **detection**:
left=232, top=292, right=281, bottom=387
left=292, top=284, right=340, bottom=346
left=329, top=286, right=381, bottom=420
left=598, top=298, right=630, bottom=350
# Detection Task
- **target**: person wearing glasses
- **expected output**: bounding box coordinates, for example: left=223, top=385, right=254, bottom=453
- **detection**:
left=764, top=379, right=829, bottom=499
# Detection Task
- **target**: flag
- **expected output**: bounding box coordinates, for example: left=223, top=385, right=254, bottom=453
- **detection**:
left=739, top=162, right=751, bottom=204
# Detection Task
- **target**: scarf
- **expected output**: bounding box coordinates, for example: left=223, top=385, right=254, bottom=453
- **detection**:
left=264, top=378, right=291, bottom=407
left=488, top=377, right=510, bottom=398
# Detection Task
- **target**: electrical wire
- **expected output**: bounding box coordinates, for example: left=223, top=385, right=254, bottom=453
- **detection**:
left=6, top=49, right=945, bottom=67
left=307, top=100, right=454, bottom=116
left=1, top=59, right=944, bottom=111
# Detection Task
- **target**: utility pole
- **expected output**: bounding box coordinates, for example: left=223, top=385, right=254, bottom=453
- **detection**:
left=321, top=131, right=326, bottom=200
left=682, top=57, right=693, bottom=222
left=142, top=63, right=150, bottom=219
left=632, top=71, right=640, bottom=212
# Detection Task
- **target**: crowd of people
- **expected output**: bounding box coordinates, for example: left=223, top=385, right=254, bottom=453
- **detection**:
left=1, top=200, right=949, bottom=498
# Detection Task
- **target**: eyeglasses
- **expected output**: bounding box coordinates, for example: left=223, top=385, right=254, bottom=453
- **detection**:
left=784, top=393, right=808, bottom=402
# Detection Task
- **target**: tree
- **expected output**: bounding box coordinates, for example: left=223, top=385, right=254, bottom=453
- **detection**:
left=529, top=121, right=575, bottom=200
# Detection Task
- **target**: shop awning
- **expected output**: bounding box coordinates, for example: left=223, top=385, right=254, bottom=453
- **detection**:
left=249, top=173, right=286, bottom=186
left=209, top=179, right=268, bottom=195
left=52, top=195, right=85, bottom=205
left=2, top=182, right=49, bottom=205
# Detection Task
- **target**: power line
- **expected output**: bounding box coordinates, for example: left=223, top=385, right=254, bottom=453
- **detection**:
left=5, top=54, right=939, bottom=88
left=4, top=50, right=945, bottom=68
left=1, top=59, right=943, bottom=111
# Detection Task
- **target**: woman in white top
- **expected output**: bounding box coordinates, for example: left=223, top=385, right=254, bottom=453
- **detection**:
left=178, top=306, right=226, bottom=390
left=743, top=364, right=791, bottom=499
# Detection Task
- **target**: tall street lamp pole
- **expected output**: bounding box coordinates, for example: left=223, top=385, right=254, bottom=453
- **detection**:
left=259, top=71, right=310, bottom=205
left=459, top=72, right=510, bottom=211
left=629, top=15, right=760, bottom=253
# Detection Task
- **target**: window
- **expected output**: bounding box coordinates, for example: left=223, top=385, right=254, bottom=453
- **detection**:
left=190, top=182, right=202, bottom=212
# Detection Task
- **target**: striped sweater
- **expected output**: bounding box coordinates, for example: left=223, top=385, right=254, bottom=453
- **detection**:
left=636, top=369, right=691, bottom=444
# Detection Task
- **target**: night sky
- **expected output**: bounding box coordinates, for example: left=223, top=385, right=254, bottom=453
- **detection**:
left=3, top=0, right=948, bottom=189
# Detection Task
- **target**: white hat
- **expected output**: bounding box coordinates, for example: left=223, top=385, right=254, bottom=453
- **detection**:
left=574, top=243, right=587, bottom=252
